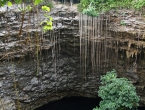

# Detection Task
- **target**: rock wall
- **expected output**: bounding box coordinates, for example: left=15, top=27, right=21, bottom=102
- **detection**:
left=0, top=3, right=145, bottom=110
left=0, top=3, right=100, bottom=110
left=108, top=9, right=145, bottom=105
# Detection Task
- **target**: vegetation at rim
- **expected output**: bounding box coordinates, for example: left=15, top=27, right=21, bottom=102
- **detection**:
left=78, top=0, right=145, bottom=16
left=93, top=70, right=139, bottom=110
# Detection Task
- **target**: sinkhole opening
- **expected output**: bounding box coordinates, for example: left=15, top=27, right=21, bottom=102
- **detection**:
left=35, top=96, right=145, bottom=110
left=35, top=96, right=101, bottom=110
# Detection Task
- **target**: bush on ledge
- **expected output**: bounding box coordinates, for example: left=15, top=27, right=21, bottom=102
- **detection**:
left=93, top=69, right=139, bottom=110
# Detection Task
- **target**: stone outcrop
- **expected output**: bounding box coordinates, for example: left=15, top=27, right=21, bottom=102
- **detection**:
left=107, top=9, right=145, bottom=106
left=0, top=2, right=145, bottom=110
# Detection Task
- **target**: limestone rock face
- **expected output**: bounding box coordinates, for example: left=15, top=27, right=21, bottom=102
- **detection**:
left=0, top=97, right=16, bottom=110
left=0, top=2, right=145, bottom=110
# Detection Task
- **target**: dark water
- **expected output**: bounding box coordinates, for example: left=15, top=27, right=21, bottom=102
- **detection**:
left=35, top=96, right=145, bottom=110
left=35, top=97, right=100, bottom=110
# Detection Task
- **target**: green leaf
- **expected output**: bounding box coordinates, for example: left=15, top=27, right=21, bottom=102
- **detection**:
left=46, top=21, right=52, bottom=26
left=49, top=17, right=53, bottom=21
left=34, top=0, right=42, bottom=5
left=26, top=5, right=32, bottom=11
left=7, top=1, right=12, bottom=7
left=14, top=0, right=22, bottom=4
left=42, top=6, right=50, bottom=12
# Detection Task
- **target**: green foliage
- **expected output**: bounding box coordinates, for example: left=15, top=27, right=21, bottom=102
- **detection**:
left=7, top=1, right=12, bottom=6
left=78, top=0, right=89, bottom=11
left=46, top=2, right=53, bottom=9
left=133, top=0, right=145, bottom=9
left=0, top=0, right=8, bottom=6
left=0, top=0, right=22, bottom=6
left=82, top=2, right=99, bottom=17
left=120, top=21, right=126, bottom=26
left=93, top=70, right=140, bottom=110
left=14, top=0, right=22, bottom=4
left=34, top=0, right=42, bottom=5
left=41, top=6, right=53, bottom=32
left=18, top=5, right=32, bottom=12
left=42, top=5, right=50, bottom=12
left=78, top=0, right=145, bottom=16
left=0, top=0, right=42, bottom=6
left=41, top=0, right=53, bottom=9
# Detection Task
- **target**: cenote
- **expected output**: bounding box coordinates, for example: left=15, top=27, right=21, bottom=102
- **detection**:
left=1, top=0, right=145, bottom=110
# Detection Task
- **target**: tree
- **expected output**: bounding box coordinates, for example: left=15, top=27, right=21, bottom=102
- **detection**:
left=93, top=70, right=139, bottom=110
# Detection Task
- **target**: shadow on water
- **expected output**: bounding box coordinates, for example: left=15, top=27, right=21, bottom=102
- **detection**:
left=34, top=96, right=145, bottom=110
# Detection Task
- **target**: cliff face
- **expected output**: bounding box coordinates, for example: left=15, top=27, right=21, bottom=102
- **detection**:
left=108, top=9, right=145, bottom=105
left=79, top=9, right=145, bottom=105
left=0, top=3, right=145, bottom=110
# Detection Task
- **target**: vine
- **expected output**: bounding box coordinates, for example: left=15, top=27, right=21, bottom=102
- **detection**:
left=0, top=0, right=53, bottom=32
left=0, top=0, right=53, bottom=76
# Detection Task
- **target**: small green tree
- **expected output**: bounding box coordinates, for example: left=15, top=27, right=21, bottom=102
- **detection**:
left=93, top=70, right=139, bottom=110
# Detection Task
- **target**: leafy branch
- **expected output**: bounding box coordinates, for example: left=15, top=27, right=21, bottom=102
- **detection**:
left=41, top=6, right=53, bottom=32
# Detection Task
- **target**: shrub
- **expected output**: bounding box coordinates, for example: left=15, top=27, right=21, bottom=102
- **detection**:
left=41, top=0, right=53, bottom=9
left=82, top=3, right=99, bottom=17
left=78, top=0, right=145, bottom=16
left=93, top=70, right=140, bottom=110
